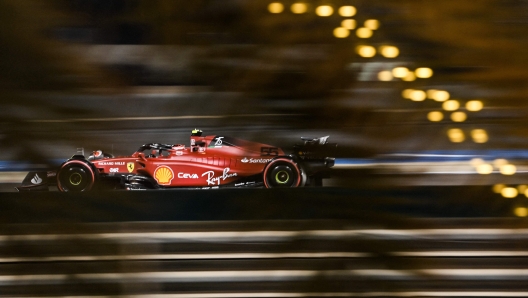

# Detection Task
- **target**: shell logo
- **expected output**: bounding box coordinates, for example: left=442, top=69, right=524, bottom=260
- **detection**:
left=154, top=165, right=174, bottom=185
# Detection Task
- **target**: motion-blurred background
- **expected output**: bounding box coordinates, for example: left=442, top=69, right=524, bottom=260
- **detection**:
left=2, top=0, right=528, bottom=194
left=5, top=2, right=528, bottom=297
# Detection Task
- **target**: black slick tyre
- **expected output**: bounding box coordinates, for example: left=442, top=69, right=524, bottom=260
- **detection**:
left=57, top=160, right=97, bottom=192
left=263, top=158, right=301, bottom=188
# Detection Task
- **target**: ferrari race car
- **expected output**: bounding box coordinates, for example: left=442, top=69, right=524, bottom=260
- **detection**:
left=17, top=130, right=336, bottom=191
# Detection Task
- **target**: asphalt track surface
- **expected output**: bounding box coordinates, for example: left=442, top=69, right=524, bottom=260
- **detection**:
left=1, top=187, right=528, bottom=296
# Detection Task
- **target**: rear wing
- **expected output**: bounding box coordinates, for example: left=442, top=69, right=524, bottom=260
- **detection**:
left=300, top=136, right=330, bottom=145
left=294, top=136, right=337, bottom=160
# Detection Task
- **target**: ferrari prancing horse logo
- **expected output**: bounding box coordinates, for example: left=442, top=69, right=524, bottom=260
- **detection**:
left=127, top=162, right=135, bottom=173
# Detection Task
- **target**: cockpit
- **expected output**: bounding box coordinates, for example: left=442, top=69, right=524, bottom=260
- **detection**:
left=190, top=128, right=207, bottom=152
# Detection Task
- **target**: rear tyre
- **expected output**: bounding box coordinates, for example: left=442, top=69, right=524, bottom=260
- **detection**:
left=57, top=160, right=96, bottom=192
left=263, top=158, right=301, bottom=188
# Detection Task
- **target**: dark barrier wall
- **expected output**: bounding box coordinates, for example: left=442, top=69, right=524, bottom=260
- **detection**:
left=0, top=186, right=517, bottom=224
left=1, top=187, right=528, bottom=297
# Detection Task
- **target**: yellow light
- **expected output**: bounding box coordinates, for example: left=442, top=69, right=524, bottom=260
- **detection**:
left=378, top=70, right=393, bottom=81
left=427, top=111, right=443, bottom=122
left=470, top=158, right=484, bottom=167
left=429, top=90, right=450, bottom=102
left=493, top=158, right=508, bottom=168
left=415, top=67, right=433, bottom=78
left=476, top=163, right=493, bottom=174
left=356, top=27, right=373, bottom=38
left=291, top=3, right=308, bottom=14
left=501, top=187, right=518, bottom=198
left=402, top=89, right=414, bottom=99
left=403, top=72, right=416, bottom=82
left=447, top=128, right=465, bottom=143
left=268, top=2, right=284, bottom=13
left=409, top=90, right=426, bottom=101
left=525, top=189, right=528, bottom=198
left=450, top=111, right=467, bottom=122
left=442, top=100, right=460, bottom=111
left=341, top=19, right=356, bottom=30
left=392, top=67, right=409, bottom=78
left=493, top=184, right=506, bottom=193
left=357, top=45, right=376, bottom=57
left=338, top=6, right=356, bottom=17
left=514, top=207, right=528, bottom=217
left=466, top=100, right=483, bottom=112
left=471, top=129, right=488, bottom=143
left=380, top=46, right=399, bottom=58
left=500, top=164, right=516, bottom=175
left=364, top=19, right=380, bottom=30
left=426, top=89, right=437, bottom=99
left=518, top=185, right=527, bottom=194
left=316, top=5, right=333, bottom=16
left=333, top=27, right=349, bottom=38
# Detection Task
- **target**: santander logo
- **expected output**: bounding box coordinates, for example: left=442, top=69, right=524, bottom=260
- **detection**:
left=241, top=157, right=272, bottom=164
left=31, top=173, right=43, bottom=185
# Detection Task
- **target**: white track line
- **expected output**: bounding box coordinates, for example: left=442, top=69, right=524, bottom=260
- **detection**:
left=0, top=252, right=369, bottom=263
left=2, top=228, right=528, bottom=242
left=2, top=269, right=528, bottom=285
left=3, top=250, right=528, bottom=264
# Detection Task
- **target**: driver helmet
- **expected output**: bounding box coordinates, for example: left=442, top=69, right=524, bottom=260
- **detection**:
left=191, top=128, right=203, bottom=136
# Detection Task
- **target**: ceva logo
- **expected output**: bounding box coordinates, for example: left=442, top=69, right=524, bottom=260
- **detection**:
left=178, top=172, right=199, bottom=179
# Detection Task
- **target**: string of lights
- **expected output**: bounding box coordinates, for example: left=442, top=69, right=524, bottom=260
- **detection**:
left=266, top=1, right=528, bottom=214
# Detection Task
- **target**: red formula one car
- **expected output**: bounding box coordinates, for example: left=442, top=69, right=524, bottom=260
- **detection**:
left=17, top=129, right=336, bottom=191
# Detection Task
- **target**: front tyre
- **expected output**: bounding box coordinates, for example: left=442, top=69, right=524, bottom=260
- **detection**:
left=263, top=158, right=302, bottom=188
left=57, top=160, right=97, bottom=192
